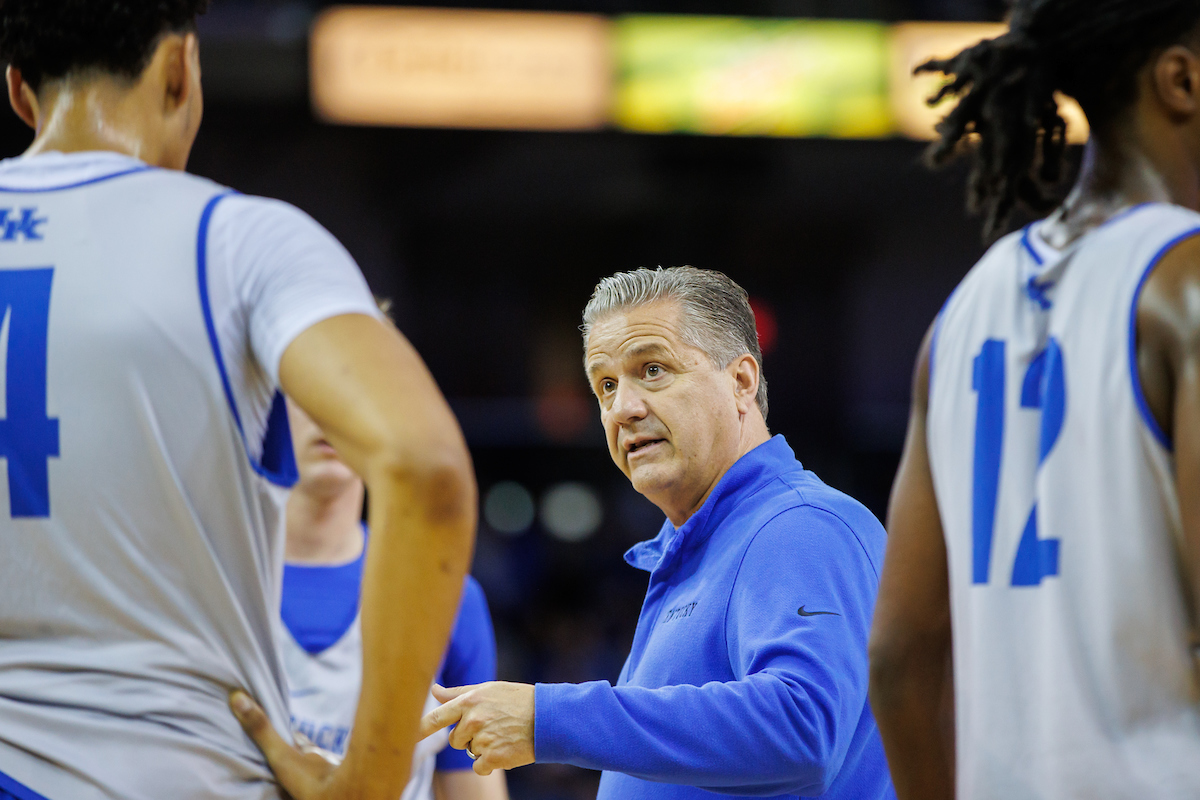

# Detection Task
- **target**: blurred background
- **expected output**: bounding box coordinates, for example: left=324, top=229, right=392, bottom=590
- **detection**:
left=0, top=1, right=1066, bottom=796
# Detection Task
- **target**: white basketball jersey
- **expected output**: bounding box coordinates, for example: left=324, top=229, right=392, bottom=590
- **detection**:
left=0, top=153, right=379, bottom=800
left=280, top=616, right=449, bottom=800
left=928, top=203, right=1200, bottom=799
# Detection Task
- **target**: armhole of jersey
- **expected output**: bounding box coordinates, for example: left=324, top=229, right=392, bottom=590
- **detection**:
left=197, top=191, right=299, bottom=488
left=0, top=771, right=51, bottom=800
left=928, top=288, right=958, bottom=400
left=1128, top=226, right=1200, bottom=453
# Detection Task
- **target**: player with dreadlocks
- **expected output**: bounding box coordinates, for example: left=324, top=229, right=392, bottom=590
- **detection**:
left=869, top=2, right=1200, bottom=799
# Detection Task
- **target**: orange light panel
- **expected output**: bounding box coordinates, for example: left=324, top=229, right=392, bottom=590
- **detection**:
left=310, top=6, right=612, bottom=130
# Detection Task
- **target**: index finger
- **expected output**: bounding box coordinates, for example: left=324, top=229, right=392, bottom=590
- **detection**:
left=419, top=694, right=466, bottom=739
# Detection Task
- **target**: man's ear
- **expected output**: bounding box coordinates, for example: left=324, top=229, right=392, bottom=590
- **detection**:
left=1153, top=43, right=1200, bottom=119
left=7, top=66, right=38, bottom=130
left=729, top=355, right=761, bottom=415
left=159, top=33, right=194, bottom=113
left=154, top=32, right=200, bottom=116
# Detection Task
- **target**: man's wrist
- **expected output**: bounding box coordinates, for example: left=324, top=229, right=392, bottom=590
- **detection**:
left=533, top=681, right=606, bottom=764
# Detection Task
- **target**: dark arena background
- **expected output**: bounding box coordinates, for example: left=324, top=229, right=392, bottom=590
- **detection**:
left=1, top=1, right=1027, bottom=797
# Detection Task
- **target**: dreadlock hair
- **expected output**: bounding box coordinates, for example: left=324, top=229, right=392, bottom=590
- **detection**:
left=919, top=0, right=1200, bottom=240
left=0, top=0, right=210, bottom=94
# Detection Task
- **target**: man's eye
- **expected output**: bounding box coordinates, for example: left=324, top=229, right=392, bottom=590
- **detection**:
left=646, top=365, right=661, bottom=378
left=601, top=380, right=616, bottom=393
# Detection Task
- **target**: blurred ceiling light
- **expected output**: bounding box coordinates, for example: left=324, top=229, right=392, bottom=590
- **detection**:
left=889, top=22, right=1089, bottom=144
left=615, top=16, right=893, bottom=139
left=310, top=6, right=612, bottom=130
left=484, top=481, right=536, bottom=535
left=540, top=482, right=603, bottom=543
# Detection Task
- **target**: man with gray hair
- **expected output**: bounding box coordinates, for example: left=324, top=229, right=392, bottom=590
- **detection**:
left=421, top=267, right=893, bottom=800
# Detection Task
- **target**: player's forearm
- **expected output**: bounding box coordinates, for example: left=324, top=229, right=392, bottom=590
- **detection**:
left=341, top=450, right=477, bottom=798
left=434, top=769, right=509, bottom=800
left=535, top=674, right=853, bottom=796
left=868, top=638, right=954, bottom=800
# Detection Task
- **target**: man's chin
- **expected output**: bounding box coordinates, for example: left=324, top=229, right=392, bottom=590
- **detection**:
left=629, top=463, right=675, bottom=498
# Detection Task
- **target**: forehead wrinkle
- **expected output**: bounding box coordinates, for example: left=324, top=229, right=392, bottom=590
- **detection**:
left=622, top=341, right=674, bottom=363
left=583, top=304, right=686, bottom=372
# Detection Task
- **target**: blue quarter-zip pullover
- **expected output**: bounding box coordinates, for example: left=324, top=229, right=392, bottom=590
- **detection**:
left=534, top=435, right=894, bottom=799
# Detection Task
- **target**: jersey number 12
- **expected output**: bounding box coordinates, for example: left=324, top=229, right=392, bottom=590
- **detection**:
left=971, top=338, right=1063, bottom=587
left=0, top=268, right=58, bottom=518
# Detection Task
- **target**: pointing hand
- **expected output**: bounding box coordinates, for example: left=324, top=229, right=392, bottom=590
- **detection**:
left=420, top=682, right=536, bottom=776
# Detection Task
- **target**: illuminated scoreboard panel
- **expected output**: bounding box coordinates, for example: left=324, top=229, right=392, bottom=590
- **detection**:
left=308, top=8, right=1090, bottom=144
left=310, top=6, right=612, bottom=131
left=614, top=16, right=893, bottom=139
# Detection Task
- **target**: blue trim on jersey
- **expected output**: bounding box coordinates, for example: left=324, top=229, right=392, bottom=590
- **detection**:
left=196, top=192, right=298, bottom=488
left=0, top=771, right=50, bottom=800
left=1129, top=225, right=1200, bottom=452
left=0, top=165, right=152, bottom=193
left=1020, top=224, right=1045, bottom=266
left=1022, top=225, right=1056, bottom=309
left=260, top=391, right=299, bottom=486
left=1105, top=202, right=1153, bottom=230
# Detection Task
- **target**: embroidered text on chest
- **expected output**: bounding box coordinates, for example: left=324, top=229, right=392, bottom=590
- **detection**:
left=663, top=601, right=698, bottom=622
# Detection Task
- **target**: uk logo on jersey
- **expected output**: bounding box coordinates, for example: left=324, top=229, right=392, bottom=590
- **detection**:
left=0, top=208, right=47, bottom=241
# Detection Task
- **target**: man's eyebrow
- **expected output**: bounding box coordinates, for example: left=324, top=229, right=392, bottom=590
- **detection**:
left=585, top=342, right=674, bottom=379
left=625, top=343, right=673, bottom=361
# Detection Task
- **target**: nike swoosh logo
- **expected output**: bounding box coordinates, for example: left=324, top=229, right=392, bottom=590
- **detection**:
left=797, top=606, right=839, bottom=617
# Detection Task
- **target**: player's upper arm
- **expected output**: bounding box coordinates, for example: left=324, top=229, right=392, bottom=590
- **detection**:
left=280, top=315, right=471, bottom=493
left=869, top=323, right=951, bottom=669
left=215, top=195, right=382, bottom=387
left=220, top=195, right=471, bottom=499
left=1137, top=232, right=1200, bottom=628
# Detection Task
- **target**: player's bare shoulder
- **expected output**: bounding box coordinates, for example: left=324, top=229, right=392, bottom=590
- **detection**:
left=1136, top=230, right=1200, bottom=436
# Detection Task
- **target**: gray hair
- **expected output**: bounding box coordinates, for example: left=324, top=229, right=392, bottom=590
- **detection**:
left=582, top=266, right=768, bottom=419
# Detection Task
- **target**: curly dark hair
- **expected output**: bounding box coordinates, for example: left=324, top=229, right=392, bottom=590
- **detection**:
left=919, top=0, right=1200, bottom=240
left=0, top=0, right=210, bottom=93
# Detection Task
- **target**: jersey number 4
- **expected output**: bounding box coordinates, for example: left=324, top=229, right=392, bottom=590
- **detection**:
left=971, top=338, right=1063, bottom=587
left=0, top=268, right=58, bottom=518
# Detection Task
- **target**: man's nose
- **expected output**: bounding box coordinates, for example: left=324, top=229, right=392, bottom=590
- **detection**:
left=611, top=380, right=648, bottom=424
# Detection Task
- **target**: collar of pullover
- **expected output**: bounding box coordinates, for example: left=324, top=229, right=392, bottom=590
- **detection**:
left=624, top=434, right=796, bottom=575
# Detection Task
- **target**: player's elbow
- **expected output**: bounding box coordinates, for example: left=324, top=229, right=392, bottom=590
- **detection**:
left=868, top=622, right=946, bottom=715
left=370, top=437, right=477, bottom=533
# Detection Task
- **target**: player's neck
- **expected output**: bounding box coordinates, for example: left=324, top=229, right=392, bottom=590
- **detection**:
left=1049, top=121, right=1200, bottom=246
left=285, top=481, right=366, bottom=565
left=23, top=76, right=173, bottom=168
